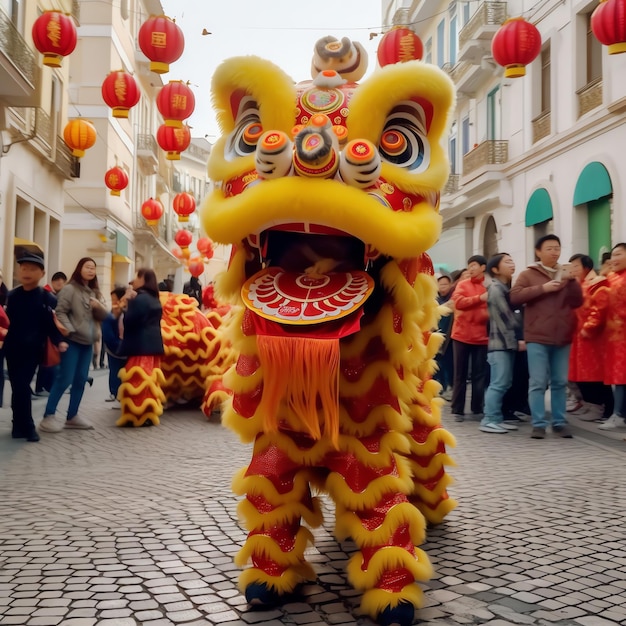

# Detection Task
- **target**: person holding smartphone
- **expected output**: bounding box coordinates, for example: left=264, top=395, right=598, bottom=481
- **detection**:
left=510, top=235, right=583, bottom=439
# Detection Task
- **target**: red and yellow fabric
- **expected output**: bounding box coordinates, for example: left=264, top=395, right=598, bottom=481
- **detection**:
left=603, top=270, right=626, bottom=385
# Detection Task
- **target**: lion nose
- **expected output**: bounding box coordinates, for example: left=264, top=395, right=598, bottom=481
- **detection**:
left=293, top=114, right=339, bottom=178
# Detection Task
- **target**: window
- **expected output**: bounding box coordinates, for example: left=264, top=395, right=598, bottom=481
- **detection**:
left=586, top=12, right=602, bottom=83
left=463, top=2, right=470, bottom=26
left=120, top=0, right=129, bottom=20
left=449, top=135, right=457, bottom=174
left=437, top=20, right=445, bottom=67
left=1, top=0, right=21, bottom=29
left=51, top=75, right=62, bottom=137
left=449, top=16, right=457, bottom=65
left=487, top=86, right=501, bottom=140
left=540, top=44, right=551, bottom=113
left=425, top=37, right=432, bottom=64
left=462, top=116, right=470, bottom=155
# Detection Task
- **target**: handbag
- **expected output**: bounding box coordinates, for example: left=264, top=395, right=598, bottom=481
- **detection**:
left=42, top=338, right=60, bottom=367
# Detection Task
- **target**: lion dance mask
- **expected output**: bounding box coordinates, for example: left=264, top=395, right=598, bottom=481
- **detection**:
left=202, top=39, right=457, bottom=626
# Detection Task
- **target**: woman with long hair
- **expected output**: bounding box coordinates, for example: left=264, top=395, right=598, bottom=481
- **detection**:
left=40, top=257, right=108, bottom=432
left=116, top=268, right=165, bottom=427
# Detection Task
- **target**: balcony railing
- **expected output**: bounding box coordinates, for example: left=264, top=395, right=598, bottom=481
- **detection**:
left=71, top=0, right=81, bottom=23
left=443, top=174, right=460, bottom=196
left=577, top=78, right=603, bottom=118
left=136, top=133, right=159, bottom=173
left=0, top=9, right=39, bottom=88
left=462, top=140, right=508, bottom=176
left=459, top=1, right=507, bottom=50
left=186, top=142, right=210, bottom=161
left=531, top=110, right=551, bottom=143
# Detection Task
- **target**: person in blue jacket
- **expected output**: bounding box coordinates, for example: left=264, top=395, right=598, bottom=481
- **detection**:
left=102, top=287, right=127, bottom=408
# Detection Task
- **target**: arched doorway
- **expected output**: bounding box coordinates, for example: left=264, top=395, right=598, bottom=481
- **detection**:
left=573, top=162, right=612, bottom=268
left=483, top=215, right=498, bottom=259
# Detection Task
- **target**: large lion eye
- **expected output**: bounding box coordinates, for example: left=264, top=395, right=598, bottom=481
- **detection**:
left=379, top=101, right=430, bottom=173
left=225, top=97, right=262, bottom=160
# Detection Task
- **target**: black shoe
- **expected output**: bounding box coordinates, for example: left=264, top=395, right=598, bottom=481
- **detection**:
left=26, top=430, right=40, bottom=442
left=531, top=427, right=546, bottom=439
left=87, top=377, right=94, bottom=387
left=11, top=430, right=26, bottom=439
left=453, top=414, right=465, bottom=423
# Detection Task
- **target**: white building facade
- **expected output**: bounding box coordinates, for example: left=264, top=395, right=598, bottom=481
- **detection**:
left=383, top=0, right=626, bottom=273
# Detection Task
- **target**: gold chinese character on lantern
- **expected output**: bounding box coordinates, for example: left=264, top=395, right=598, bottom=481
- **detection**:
left=114, top=76, right=127, bottom=102
left=172, top=94, right=187, bottom=109
left=47, top=14, right=61, bottom=47
left=109, top=173, right=119, bottom=185
left=398, top=33, right=416, bottom=62
left=151, top=31, right=166, bottom=48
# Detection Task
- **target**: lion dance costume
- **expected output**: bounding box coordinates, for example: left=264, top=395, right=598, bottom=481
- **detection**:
left=202, top=38, right=457, bottom=626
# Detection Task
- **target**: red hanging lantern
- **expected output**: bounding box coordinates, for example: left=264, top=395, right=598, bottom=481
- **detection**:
left=174, top=229, right=193, bottom=250
left=491, top=18, right=542, bottom=78
left=196, top=237, right=214, bottom=259
left=32, top=10, right=77, bottom=68
left=63, top=119, right=97, bottom=158
left=188, top=257, right=204, bottom=278
left=591, top=0, right=626, bottom=55
left=377, top=27, right=423, bottom=67
left=172, top=246, right=183, bottom=260
left=156, top=124, right=191, bottom=160
left=141, top=198, right=164, bottom=226
left=101, top=71, right=141, bottom=118
left=104, top=166, right=129, bottom=196
left=157, top=81, right=195, bottom=128
left=137, top=15, right=185, bottom=74
left=172, top=192, right=196, bottom=222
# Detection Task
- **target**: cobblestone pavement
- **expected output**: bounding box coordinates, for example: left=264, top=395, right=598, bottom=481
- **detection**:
left=1, top=370, right=625, bottom=626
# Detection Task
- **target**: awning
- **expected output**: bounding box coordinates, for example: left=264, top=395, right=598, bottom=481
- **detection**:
left=525, top=188, right=553, bottom=227
left=14, top=237, right=44, bottom=258
left=112, top=254, right=132, bottom=264
left=573, top=161, right=612, bottom=205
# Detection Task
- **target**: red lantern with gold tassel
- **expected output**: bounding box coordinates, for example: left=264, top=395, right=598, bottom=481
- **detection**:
left=156, top=124, right=191, bottom=160
left=172, top=192, right=196, bottom=222
left=196, top=237, right=214, bottom=259
left=157, top=81, right=195, bottom=128
left=141, top=198, right=164, bottom=226
left=104, top=166, right=129, bottom=196
left=32, top=10, right=77, bottom=68
left=188, top=257, right=204, bottom=278
left=63, top=119, right=97, bottom=158
left=591, top=0, right=626, bottom=54
left=377, top=27, right=423, bottom=67
left=491, top=18, right=542, bottom=78
left=137, top=15, right=185, bottom=74
left=101, top=71, right=141, bottom=118
left=174, top=228, right=193, bottom=251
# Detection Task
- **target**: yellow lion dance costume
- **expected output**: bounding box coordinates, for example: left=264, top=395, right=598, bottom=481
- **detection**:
left=202, top=40, right=456, bottom=626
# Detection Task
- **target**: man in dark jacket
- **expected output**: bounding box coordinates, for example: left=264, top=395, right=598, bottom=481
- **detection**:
left=510, top=235, right=583, bottom=439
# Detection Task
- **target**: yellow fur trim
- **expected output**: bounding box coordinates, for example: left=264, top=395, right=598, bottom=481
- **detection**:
left=237, top=497, right=323, bottom=532
left=232, top=467, right=316, bottom=504
left=411, top=473, right=454, bottom=505
left=238, top=564, right=315, bottom=595
left=359, top=584, right=425, bottom=618
left=324, top=454, right=414, bottom=510
left=215, top=250, right=247, bottom=301
left=408, top=454, right=456, bottom=481
left=417, top=497, right=458, bottom=525
left=222, top=405, right=264, bottom=444
left=235, top=527, right=313, bottom=567
left=348, top=61, right=455, bottom=193
left=335, top=502, right=426, bottom=547
left=346, top=546, right=433, bottom=590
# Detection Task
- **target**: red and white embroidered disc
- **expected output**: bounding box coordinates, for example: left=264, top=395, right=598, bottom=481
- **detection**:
left=242, top=268, right=374, bottom=325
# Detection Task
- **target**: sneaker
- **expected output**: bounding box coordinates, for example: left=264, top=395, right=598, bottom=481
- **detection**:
left=553, top=424, right=573, bottom=438
left=566, top=399, right=583, bottom=413
left=34, top=390, right=50, bottom=398
left=26, top=430, right=40, bottom=442
left=499, top=422, right=519, bottom=431
left=479, top=422, right=509, bottom=434
left=39, top=415, right=65, bottom=433
left=453, top=414, right=465, bottom=423
left=531, top=427, right=546, bottom=439
left=576, top=404, right=604, bottom=422
left=110, top=400, right=121, bottom=410
left=105, top=394, right=116, bottom=402
left=441, top=389, right=452, bottom=401
left=64, top=415, right=94, bottom=430
left=598, top=415, right=626, bottom=430
left=471, top=412, right=484, bottom=421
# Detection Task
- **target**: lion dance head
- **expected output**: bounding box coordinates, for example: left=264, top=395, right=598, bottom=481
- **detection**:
left=202, top=39, right=457, bottom=626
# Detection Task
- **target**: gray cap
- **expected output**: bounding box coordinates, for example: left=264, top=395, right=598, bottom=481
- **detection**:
left=17, top=253, right=45, bottom=269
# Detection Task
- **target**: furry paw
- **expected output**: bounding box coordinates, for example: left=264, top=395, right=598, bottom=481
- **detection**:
left=245, top=582, right=281, bottom=607
left=377, top=601, right=414, bottom=626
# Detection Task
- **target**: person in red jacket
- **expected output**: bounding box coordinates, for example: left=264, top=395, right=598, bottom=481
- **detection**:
left=510, top=235, right=583, bottom=439
left=599, top=243, right=626, bottom=430
left=450, top=255, right=489, bottom=421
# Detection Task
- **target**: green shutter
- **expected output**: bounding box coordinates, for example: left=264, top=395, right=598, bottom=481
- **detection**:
left=573, top=162, right=612, bottom=206
left=525, top=188, right=553, bottom=227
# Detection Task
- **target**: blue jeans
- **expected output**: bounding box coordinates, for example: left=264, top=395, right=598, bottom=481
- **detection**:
left=482, top=351, right=515, bottom=426
left=45, top=341, right=93, bottom=419
left=526, top=343, right=570, bottom=429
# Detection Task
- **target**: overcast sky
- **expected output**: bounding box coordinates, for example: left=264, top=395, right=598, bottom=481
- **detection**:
left=160, top=0, right=383, bottom=139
